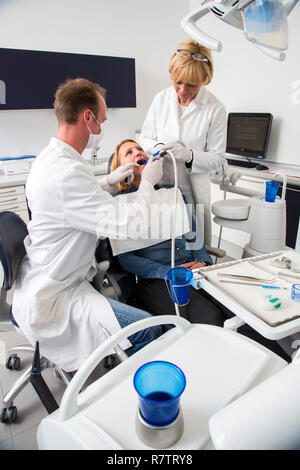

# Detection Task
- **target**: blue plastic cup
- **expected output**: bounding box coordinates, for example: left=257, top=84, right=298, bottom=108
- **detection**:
left=291, top=284, right=300, bottom=302
left=166, top=267, right=193, bottom=305
left=133, top=361, right=186, bottom=427
left=265, top=181, right=280, bottom=202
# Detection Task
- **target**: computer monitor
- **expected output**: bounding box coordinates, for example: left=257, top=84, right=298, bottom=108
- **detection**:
left=226, top=113, right=273, bottom=162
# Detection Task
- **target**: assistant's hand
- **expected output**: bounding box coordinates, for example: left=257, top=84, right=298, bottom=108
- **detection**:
left=107, top=162, right=139, bottom=186
left=141, top=156, right=163, bottom=186
left=159, top=142, right=193, bottom=163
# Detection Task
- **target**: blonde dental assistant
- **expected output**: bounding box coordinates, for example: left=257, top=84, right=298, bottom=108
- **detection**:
left=140, top=39, right=227, bottom=244
left=12, top=78, right=163, bottom=372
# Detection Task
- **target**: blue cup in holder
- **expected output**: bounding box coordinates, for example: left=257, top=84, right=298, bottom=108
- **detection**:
left=133, top=361, right=186, bottom=427
left=265, top=181, right=280, bottom=202
left=166, top=267, right=193, bottom=306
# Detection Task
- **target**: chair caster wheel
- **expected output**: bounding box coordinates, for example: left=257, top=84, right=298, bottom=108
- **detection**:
left=104, top=354, right=116, bottom=369
left=6, top=355, right=21, bottom=370
left=1, top=406, right=17, bottom=424
left=0, top=408, right=9, bottom=424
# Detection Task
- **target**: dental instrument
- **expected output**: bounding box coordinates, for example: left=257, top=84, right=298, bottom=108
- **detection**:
left=140, top=150, right=161, bottom=165
left=217, top=272, right=276, bottom=282
left=219, top=279, right=288, bottom=289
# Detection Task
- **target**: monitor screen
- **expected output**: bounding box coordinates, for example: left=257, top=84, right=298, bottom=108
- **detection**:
left=226, top=113, right=273, bottom=160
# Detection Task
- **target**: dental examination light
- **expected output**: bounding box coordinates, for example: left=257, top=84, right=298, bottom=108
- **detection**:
left=181, top=0, right=299, bottom=61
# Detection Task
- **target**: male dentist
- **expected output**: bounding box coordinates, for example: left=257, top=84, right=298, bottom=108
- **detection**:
left=13, top=78, right=163, bottom=372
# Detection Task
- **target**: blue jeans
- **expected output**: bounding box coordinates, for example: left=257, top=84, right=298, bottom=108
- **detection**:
left=106, top=298, right=162, bottom=356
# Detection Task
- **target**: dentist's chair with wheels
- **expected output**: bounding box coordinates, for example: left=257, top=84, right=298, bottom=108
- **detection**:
left=0, top=211, right=72, bottom=424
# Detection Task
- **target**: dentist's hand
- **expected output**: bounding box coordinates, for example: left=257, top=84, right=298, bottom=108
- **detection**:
left=141, top=156, right=163, bottom=186
left=107, top=162, right=139, bottom=186
left=159, top=142, right=193, bottom=163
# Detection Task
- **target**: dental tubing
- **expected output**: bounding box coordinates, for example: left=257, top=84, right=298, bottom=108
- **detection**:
left=158, top=149, right=181, bottom=317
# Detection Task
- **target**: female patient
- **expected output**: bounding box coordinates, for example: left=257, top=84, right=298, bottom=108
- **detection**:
left=110, top=139, right=225, bottom=326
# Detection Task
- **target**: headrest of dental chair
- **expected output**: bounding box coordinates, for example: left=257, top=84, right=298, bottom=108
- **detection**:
left=107, top=154, right=114, bottom=174
left=0, top=211, right=28, bottom=290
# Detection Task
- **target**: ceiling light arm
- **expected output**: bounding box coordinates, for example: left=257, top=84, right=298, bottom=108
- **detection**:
left=180, top=4, right=222, bottom=52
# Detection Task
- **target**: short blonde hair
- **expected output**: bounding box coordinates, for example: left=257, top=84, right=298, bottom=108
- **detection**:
left=169, top=39, right=213, bottom=86
left=110, top=139, right=137, bottom=191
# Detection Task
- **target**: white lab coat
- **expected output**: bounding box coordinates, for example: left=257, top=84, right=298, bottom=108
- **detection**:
left=140, top=86, right=227, bottom=244
left=12, top=138, right=161, bottom=372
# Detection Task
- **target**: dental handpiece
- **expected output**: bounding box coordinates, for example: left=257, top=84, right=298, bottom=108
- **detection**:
left=141, top=150, right=167, bottom=165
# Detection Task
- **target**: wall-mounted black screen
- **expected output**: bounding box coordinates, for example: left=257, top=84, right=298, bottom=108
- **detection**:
left=0, top=48, right=136, bottom=110
left=226, top=113, right=273, bottom=160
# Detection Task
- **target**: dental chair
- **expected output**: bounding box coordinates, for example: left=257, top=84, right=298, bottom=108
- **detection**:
left=0, top=211, right=72, bottom=424
left=94, top=238, right=136, bottom=304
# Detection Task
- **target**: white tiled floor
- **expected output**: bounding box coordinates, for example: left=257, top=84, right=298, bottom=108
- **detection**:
left=0, top=329, right=111, bottom=450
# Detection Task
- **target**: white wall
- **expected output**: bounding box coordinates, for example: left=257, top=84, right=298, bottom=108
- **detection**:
left=190, top=0, right=300, bottom=167
left=0, top=0, right=189, bottom=160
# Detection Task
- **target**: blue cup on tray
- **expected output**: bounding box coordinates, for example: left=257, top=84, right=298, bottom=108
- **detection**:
left=166, top=267, right=193, bottom=306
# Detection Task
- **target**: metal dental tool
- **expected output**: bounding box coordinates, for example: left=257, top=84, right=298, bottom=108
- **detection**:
left=219, top=279, right=288, bottom=289
left=217, top=273, right=276, bottom=283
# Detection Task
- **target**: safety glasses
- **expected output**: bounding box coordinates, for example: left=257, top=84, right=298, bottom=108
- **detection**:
left=176, top=49, right=208, bottom=62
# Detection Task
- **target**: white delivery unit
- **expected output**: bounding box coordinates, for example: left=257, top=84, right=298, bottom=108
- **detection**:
left=37, top=315, right=286, bottom=450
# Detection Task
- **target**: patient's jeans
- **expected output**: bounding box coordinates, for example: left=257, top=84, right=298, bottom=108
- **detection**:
left=106, top=298, right=162, bottom=356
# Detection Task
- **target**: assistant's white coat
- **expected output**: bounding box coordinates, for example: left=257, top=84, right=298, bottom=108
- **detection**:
left=140, top=86, right=227, bottom=243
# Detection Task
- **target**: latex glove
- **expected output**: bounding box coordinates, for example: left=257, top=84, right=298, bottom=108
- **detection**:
left=107, top=162, right=139, bottom=186
left=159, top=142, right=192, bottom=163
left=141, top=156, right=163, bottom=186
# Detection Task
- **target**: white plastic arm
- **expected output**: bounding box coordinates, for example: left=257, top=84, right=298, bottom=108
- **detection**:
left=180, top=5, right=222, bottom=52
left=59, top=315, right=190, bottom=422
left=255, top=44, right=286, bottom=62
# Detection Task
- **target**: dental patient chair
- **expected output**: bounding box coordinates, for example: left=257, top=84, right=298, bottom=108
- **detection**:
left=94, top=238, right=136, bottom=304
left=0, top=211, right=72, bottom=424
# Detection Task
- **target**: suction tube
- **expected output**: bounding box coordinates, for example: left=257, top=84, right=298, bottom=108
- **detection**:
left=159, top=149, right=180, bottom=317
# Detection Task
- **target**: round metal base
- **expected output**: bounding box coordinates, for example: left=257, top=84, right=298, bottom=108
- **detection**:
left=135, top=407, right=184, bottom=449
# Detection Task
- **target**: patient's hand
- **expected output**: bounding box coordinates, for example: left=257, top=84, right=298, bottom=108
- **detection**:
left=178, top=261, right=206, bottom=269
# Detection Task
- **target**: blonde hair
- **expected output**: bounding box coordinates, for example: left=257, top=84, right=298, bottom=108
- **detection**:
left=110, top=139, right=137, bottom=191
left=169, top=39, right=213, bottom=86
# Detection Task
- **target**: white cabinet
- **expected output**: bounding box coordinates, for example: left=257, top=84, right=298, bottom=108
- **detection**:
left=0, top=185, right=29, bottom=224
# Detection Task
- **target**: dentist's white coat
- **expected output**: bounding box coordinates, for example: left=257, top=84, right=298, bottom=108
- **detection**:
left=140, top=86, right=227, bottom=244
left=12, top=138, right=160, bottom=372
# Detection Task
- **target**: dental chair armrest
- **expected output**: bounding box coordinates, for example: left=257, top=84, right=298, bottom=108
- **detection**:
left=206, top=246, right=226, bottom=258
